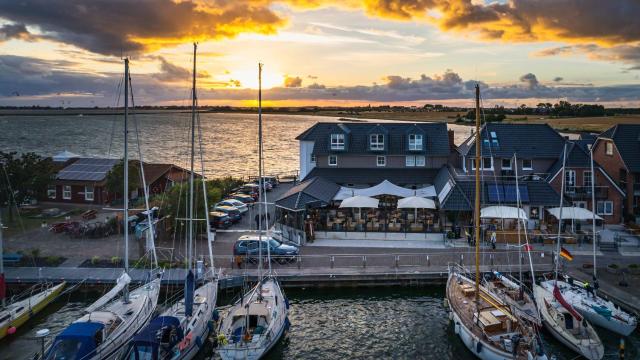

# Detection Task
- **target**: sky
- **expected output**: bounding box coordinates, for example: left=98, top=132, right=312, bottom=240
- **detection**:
left=0, top=0, right=639, bottom=107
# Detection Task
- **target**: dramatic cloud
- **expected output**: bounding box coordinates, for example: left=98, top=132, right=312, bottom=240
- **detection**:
left=534, top=44, right=640, bottom=70
left=152, top=57, right=209, bottom=82
left=284, top=75, right=303, bottom=88
left=0, top=0, right=285, bottom=55
left=519, top=73, right=539, bottom=89
left=0, top=23, right=35, bottom=42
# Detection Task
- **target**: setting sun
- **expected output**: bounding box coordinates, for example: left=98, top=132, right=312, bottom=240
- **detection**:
left=225, top=67, right=285, bottom=89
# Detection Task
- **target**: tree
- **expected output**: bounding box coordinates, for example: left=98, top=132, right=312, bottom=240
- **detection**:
left=105, top=160, right=142, bottom=198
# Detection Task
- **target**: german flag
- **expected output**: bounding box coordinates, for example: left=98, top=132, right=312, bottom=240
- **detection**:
left=560, top=247, right=573, bottom=261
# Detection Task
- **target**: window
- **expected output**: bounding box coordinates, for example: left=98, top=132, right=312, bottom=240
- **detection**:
left=47, top=185, right=56, bottom=199
left=330, top=134, right=345, bottom=150
left=565, top=170, right=576, bottom=187
left=522, top=159, right=533, bottom=170
left=415, top=156, right=425, bottom=167
left=310, top=154, right=316, bottom=163
left=471, top=158, right=492, bottom=170
left=85, top=186, right=94, bottom=201
left=328, top=155, right=337, bottom=166
left=583, top=171, right=592, bottom=187
left=408, top=134, right=423, bottom=150
left=369, top=134, right=384, bottom=150
left=376, top=156, right=386, bottom=167
left=597, top=201, right=613, bottom=215
left=605, top=141, right=613, bottom=156
left=501, top=158, right=512, bottom=170
left=406, top=156, right=415, bottom=167
left=62, top=185, right=71, bottom=200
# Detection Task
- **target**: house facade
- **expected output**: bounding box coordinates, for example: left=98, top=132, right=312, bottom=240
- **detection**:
left=593, top=124, right=640, bottom=222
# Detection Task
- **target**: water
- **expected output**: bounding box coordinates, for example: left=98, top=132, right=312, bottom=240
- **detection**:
left=2, top=286, right=638, bottom=359
left=0, top=113, right=477, bottom=178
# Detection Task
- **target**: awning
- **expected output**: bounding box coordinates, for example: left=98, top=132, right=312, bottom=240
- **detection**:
left=547, top=207, right=603, bottom=221
left=481, top=206, right=528, bottom=220
left=397, top=196, right=436, bottom=209
left=339, top=196, right=379, bottom=208
left=333, top=180, right=436, bottom=200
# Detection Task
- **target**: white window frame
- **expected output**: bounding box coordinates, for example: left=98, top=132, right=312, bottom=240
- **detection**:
left=482, top=157, right=493, bottom=170
left=605, top=142, right=613, bottom=156
left=85, top=185, right=94, bottom=201
left=501, top=158, right=512, bottom=170
left=522, top=159, right=533, bottom=170
left=310, top=153, right=316, bottom=163
left=369, top=134, right=384, bottom=151
left=376, top=156, right=386, bottom=167
left=406, top=156, right=416, bottom=167
left=47, top=185, right=56, bottom=199
left=408, top=134, right=423, bottom=151
left=62, top=185, right=71, bottom=200
left=583, top=170, right=592, bottom=187
left=565, top=170, right=576, bottom=187
left=597, top=200, right=613, bottom=215
left=415, top=155, right=425, bottom=167
left=328, top=155, right=338, bottom=166
left=471, top=157, right=493, bottom=170
left=330, top=133, right=345, bottom=150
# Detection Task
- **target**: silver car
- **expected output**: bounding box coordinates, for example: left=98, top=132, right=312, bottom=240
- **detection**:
left=216, top=199, right=248, bottom=214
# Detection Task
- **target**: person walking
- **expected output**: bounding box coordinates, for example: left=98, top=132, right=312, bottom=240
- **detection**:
left=490, top=230, right=497, bottom=250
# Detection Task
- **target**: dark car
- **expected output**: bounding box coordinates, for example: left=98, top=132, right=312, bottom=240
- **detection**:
left=233, top=235, right=299, bottom=264
left=209, top=211, right=231, bottom=229
left=214, top=206, right=241, bottom=223
left=227, top=193, right=255, bottom=204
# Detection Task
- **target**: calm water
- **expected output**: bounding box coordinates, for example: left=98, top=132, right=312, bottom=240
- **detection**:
left=1, top=286, right=638, bottom=359
left=0, top=113, right=478, bottom=178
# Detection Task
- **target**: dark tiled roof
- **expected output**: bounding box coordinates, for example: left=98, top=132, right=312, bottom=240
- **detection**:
left=275, top=177, right=340, bottom=210
left=433, top=166, right=453, bottom=193
left=462, top=123, right=566, bottom=159
left=297, top=122, right=450, bottom=156
left=304, top=167, right=439, bottom=186
left=546, top=142, right=593, bottom=181
left=599, top=124, right=640, bottom=172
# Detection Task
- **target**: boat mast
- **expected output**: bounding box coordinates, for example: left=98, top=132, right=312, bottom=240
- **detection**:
left=257, top=63, right=264, bottom=279
left=513, top=153, right=523, bottom=285
left=1, top=216, right=4, bottom=307
left=554, top=143, right=568, bottom=284
left=123, top=58, right=130, bottom=303
left=515, top=153, right=536, bottom=282
left=474, top=84, right=481, bottom=303
left=188, top=43, right=197, bottom=274
left=590, top=145, right=597, bottom=290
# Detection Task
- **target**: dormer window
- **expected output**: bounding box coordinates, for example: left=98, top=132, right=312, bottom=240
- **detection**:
left=330, top=134, right=345, bottom=150
left=408, top=134, right=423, bottom=151
left=370, top=134, right=384, bottom=151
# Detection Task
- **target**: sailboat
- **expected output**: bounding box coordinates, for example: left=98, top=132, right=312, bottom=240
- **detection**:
left=44, top=58, right=161, bottom=360
left=217, top=64, right=289, bottom=360
left=119, top=43, right=218, bottom=360
left=533, top=143, right=604, bottom=360
left=0, top=219, right=66, bottom=341
left=483, top=154, right=541, bottom=329
left=537, top=145, right=636, bottom=337
left=446, top=84, right=548, bottom=360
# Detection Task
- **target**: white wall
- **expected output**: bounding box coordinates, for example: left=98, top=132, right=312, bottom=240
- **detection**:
left=299, top=140, right=315, bottom=179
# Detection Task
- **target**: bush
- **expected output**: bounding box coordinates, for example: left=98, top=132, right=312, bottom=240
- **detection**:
left=91, top=256, right=101, bottom=265
left=111, top=256, right=121, bottom=265
left=45, top=256, right=61, bottom=266
left=29, top=248, right=41, bottom=258
left=608, top=263, right=619, bottom=269
left=629, top=264, right=639, bottom=269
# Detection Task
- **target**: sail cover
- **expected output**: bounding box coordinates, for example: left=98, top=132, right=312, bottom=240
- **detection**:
left=85, top=272, right=131, bottom=313
left=553, top=285, right=583, bottom=321
left=184, top=270, right=195, bottom=317
left=481, top=206, right=528, bottom=220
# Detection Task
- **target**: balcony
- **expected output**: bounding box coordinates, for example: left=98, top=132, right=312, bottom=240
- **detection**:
left=565, top=186, right=608, bottom=200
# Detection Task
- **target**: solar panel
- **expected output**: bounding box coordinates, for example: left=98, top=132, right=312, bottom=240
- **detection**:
left=487, top=184, right=529, bottom=203
left=56, top=158, right=119, bottom=181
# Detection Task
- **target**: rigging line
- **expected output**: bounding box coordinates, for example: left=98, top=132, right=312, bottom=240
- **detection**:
left=0, top=161, right=25, bottom=234
left=195, top=97, right=214, bottom=270
left=108, top=72, right=125, bottom=158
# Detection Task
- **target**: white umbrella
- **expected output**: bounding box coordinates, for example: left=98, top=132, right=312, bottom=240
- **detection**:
left=548, top=207, right=603, bottom=221
left=339, top=195, right=379, bottom=208
left=481, top=205, right=528, bottom=220
left=397, top=196, right=436, bottom=209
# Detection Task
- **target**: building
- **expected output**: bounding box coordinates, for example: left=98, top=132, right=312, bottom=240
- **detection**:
left=593, top=124, right=640, bottom=222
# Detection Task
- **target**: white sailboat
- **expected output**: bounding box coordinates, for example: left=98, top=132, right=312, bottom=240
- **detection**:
left=44, top=58, right=161, bottom=360
left=217, top=63, right=289, bottom=360
left=532, top=143, right=604, bottom=360
left=447, top=85, right=548, bottom=360
left=119, top=43, right=218, bottom=360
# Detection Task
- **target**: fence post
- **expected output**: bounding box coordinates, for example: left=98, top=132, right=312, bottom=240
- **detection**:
left=395, top=255, right=399, bottom=268
left=297, top=255, right=301, bottom=270
left=427, top=255, right=430, bottom=267
left=330, top=256, right=334, bottom=269
left=362, top=256, right=367, bottom=268
left=490, top=254, right=494, bottom=266
left=460, top=254, right=464, bottom=265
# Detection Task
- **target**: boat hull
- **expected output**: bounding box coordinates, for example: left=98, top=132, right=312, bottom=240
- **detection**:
left=0, top=282, right=66, bottom=340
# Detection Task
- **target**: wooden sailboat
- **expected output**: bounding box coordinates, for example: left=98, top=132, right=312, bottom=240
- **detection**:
left=217, top=63, right=289, bottom=360
left=44, top=58, right=161, bottom=360
left=446, top=84, right=548, bottom=360
left=533, top=143, right=604, bottom=360
left=119, top=43, right=218, bottom=360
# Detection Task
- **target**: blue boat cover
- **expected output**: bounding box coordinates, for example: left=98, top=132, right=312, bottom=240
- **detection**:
left=46, top=322, right=105, bottom=360
left=123, top=316, right=184, bottom=359
left=185, top=270, right=195, bottom=317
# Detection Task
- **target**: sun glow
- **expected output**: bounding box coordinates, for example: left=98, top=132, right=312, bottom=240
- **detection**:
left=226, top=67, right=285, bottom=89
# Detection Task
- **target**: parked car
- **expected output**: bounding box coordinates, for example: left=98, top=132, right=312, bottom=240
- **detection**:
left=233, top=235, right=299, bottom=264
left=249, top=176, right=279, bottom=188
left=226, top=193, right=255, bottom=204
left=216, top=199, right=248, bottom=214
left=214, top=206, right=241, bottom=223
left=209, top=211, right=231, bottom=229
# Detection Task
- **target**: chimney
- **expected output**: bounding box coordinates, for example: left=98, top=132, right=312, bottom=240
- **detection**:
left=448, top=129, right=455, bottom=152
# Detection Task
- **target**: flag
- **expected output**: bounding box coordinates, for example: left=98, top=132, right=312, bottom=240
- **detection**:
left=523, top=244, right=533, bottom=252
left=559, top=247, right=573, bottom=261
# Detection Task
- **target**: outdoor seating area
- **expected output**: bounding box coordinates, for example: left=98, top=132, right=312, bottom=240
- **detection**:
left=312, top=206, right=439, bottom=234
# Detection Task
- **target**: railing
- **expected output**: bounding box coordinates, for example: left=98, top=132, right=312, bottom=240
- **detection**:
left=564, top=186, right=608, bottom=199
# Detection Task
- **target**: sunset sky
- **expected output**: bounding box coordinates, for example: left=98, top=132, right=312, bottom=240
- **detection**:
left=0, top=0, right=638, bottom=107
